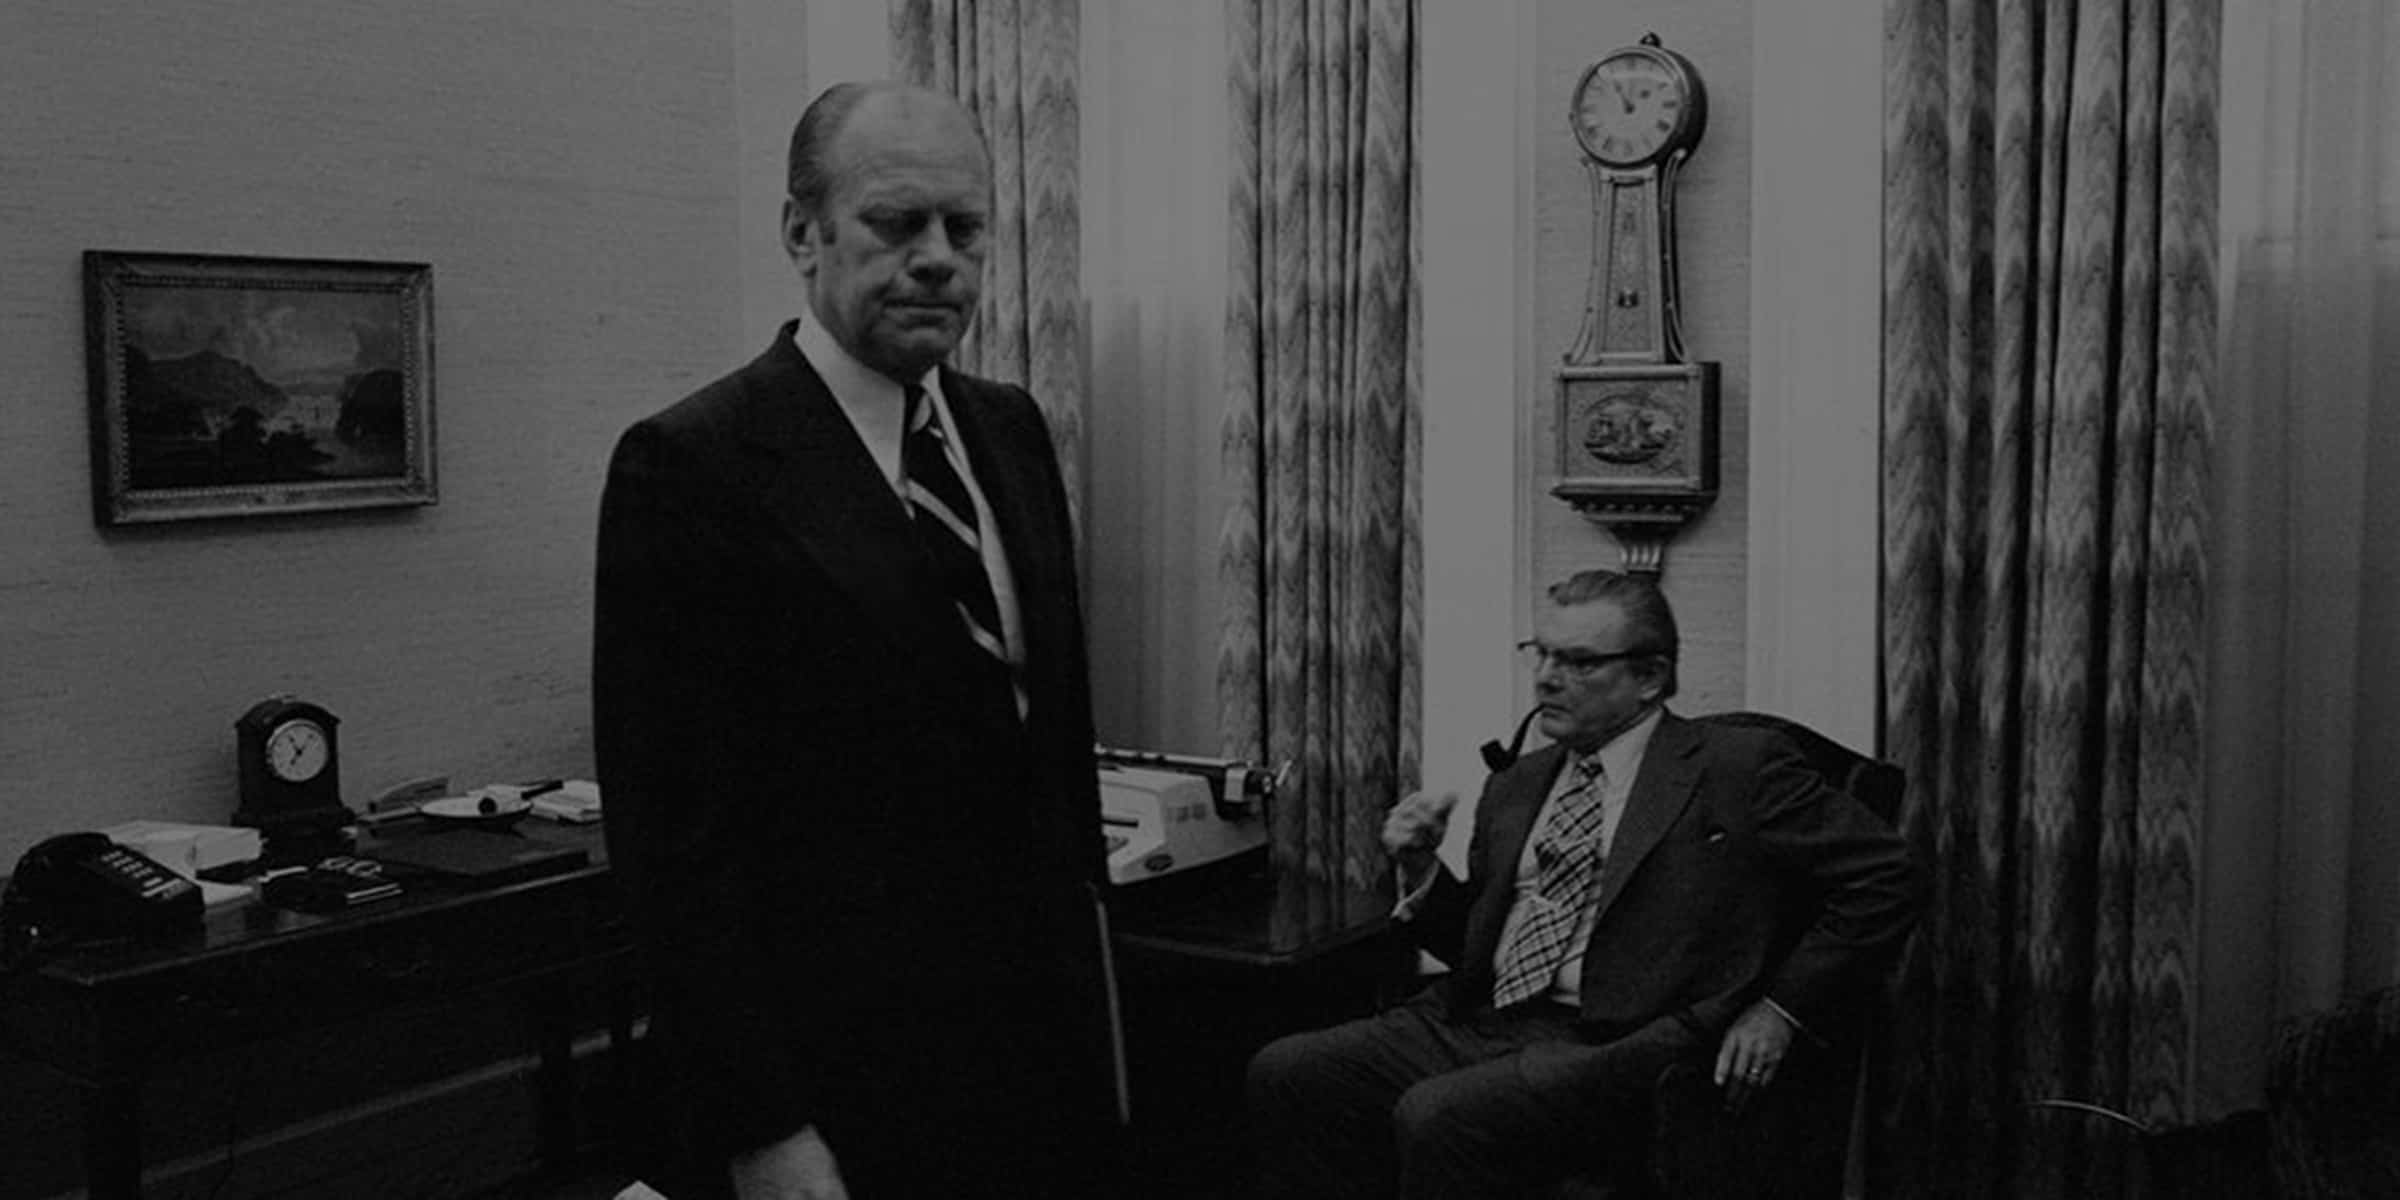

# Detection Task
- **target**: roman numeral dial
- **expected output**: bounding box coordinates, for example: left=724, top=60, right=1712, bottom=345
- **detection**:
left=1569, top=39, right=1703, bottom=170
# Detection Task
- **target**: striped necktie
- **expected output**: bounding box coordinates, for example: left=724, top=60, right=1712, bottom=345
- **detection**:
left=1489, top=755, right=1610, bottom=1009
left=902, top=385, right=1010, bottom=677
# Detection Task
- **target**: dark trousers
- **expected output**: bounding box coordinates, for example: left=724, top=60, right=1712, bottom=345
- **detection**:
left=648, top=977, right=1114, bottom=1200
left=1246, top=991, right=1653, bottom=1200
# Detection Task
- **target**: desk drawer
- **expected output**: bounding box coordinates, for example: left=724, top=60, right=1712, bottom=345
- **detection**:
left=26, top=880, right=618, bottom=1080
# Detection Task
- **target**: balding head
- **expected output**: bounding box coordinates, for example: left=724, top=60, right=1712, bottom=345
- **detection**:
left=786, top=81, right=988, bottom=224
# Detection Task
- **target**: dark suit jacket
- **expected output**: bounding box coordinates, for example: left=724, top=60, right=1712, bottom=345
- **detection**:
left=1408, top=712, right=1918, bottom=1095
left=592, top=325, right=1111, bottom=1173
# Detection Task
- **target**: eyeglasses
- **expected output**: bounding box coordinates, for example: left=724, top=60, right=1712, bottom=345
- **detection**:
left=1515, top=639, right=1657, bottom=679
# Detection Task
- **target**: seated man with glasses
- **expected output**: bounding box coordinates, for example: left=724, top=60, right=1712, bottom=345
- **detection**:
left=1247, top=569, right=1920, bottom=1199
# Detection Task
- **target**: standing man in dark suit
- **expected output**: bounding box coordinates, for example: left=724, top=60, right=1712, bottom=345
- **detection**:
left=1247, top=569, right=1919, bottom=1199
left=595, top=81, right=1115, bottom=1199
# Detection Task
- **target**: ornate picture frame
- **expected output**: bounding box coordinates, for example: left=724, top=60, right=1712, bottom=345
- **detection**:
left=84, top=250, right=436, bottom=526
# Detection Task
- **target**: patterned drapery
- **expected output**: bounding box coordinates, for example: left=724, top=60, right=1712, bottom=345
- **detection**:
left=891, top=0, right=1084, bottom=525
left=1219, top=0, right=1419, bottom=890
left=1875, top=1, right=2216, bottom=1196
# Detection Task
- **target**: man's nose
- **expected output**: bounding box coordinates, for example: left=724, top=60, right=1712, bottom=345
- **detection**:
left=908, top=253, right=956, bottom=285
left=905, top=229, right=963, bottom=282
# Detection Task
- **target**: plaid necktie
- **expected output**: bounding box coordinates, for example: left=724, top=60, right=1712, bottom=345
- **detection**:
left=902, top=386, right=1009, bottom=676
left=1489, top=755, right=1610, bottom=1009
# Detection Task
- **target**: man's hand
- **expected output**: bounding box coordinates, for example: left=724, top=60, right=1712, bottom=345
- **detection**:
left=1713, top=999, right=1796, bottom=1115
left=730, top=1124, right=849, bottom=1200
left=1381, top=790, right=1459, bottom=877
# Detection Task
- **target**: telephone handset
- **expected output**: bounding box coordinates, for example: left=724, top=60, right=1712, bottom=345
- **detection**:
left=2, top=832, right=203, bottom=973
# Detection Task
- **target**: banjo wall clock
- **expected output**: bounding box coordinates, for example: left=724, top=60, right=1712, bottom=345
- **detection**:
left=1551, top=33, right=1720, bottom=576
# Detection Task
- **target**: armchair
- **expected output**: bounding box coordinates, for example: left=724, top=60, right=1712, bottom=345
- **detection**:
left=1544, top=710, right=1906, bottom=1200
left=2269, top=982, right=2400, bottom=1198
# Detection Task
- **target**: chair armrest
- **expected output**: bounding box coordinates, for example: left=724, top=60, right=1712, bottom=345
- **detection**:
left=1648, top=1050, right=1857, bottom=1200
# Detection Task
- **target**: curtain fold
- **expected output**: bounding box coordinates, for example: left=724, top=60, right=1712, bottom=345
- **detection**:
left=1218, top=0, right=1419, bottom=889
left=1876, top=1, right=2216, bottom=1195
left=891, top=0, right=1085, bottom=525
left=1079, top=0, right=1231, bottom=756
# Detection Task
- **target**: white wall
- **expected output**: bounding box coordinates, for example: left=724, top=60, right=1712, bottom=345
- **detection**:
left=0, top=0, right=742, bottom=865
left=1744, top=0, right=1883, bottom=748
left=1418, top=2, right=1534, bottom=813
left=736, top=0, right=895, bottom=346
left=733, top=0, right=822, bottom=347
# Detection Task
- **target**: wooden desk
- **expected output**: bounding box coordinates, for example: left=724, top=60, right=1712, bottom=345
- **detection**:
left=0, top=824, right=628, bottom=1200
left=1107, top=863, right=1407, bottom=1198
left=1110, top=860, right=1398, bottom=969
left=1, top=839, right=1398, bottom=1199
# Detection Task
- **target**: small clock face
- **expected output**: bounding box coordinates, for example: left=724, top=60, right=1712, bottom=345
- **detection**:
left=1571, top=49, right=1697, bottom=168
left=264, top=718, right=331, bottom=782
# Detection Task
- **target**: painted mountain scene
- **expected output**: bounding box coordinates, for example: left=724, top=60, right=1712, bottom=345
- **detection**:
left=118, top=285, right=409, bottom=490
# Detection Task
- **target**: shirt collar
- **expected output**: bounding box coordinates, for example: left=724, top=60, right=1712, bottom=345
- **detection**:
left=792, top=308, right=941, bottom=412
left=1580, top=707, right=1663, bottom=785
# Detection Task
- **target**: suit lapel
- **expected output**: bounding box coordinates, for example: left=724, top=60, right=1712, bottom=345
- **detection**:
left=730, top=334, right=959, bottom=667
left=1589, top=711, right=1702, bottom=926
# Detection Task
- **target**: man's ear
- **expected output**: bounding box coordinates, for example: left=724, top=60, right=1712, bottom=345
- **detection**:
left=1635, top=657, right=1673, bottom=706
left=781, top=197, right=818, bottom=276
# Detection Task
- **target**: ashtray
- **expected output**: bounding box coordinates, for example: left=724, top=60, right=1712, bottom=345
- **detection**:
left=417, top=794, right=533, bottom=831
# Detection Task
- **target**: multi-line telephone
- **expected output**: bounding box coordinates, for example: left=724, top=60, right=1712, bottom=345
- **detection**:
left=1, top=832, right=202, bottom=973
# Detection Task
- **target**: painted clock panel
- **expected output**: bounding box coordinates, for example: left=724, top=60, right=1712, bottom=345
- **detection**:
left=1552, top=363, right=1720, bottom=499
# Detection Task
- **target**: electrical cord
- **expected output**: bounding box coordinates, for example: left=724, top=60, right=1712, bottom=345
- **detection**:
left=202, top=1033, right=252, bottom=1200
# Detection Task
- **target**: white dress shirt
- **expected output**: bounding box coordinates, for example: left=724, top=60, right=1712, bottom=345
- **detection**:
left=792, top=311, right=1026, bottom=677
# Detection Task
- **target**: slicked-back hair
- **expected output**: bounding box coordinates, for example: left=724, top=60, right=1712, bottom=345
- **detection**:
left=786, top=81, right=879, bottom=222
left=1546, top=569, right=1681, bottom=698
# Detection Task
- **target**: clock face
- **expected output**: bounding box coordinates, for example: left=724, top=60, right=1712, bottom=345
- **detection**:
left=1571, top=49, right=1698, bottom=168
left=264, top=718, right=331, bottom=783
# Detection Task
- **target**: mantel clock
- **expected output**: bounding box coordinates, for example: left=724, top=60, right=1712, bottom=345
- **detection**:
left=234, top=694, right=353, bottom=856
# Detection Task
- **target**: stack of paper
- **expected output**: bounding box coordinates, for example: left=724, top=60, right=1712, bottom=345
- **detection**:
left=101, top=820, right=261, bottom=875
left=101, top=820, right=262, bottom=906
left=529, top=779, right=603, bottom=824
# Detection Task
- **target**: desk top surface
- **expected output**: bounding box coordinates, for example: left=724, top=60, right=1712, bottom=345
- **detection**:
left=15, top=825, right=1392, bottom=984
left=17, top=822, right=614, bottom=989
left=1108, top=864, right=1394, bottom=967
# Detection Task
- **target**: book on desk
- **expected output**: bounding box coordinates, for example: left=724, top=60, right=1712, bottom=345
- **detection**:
left=366, top=828, right=588, bottom=885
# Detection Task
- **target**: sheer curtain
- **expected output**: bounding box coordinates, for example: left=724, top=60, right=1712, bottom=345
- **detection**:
left=2196, top=0, right=2400, bottom=1117
left=1079, top=0, right=1230, bottom=754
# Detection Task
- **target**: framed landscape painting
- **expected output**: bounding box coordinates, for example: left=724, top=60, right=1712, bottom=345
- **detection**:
left=84, top=251, right=436, bottom=525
